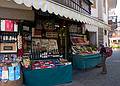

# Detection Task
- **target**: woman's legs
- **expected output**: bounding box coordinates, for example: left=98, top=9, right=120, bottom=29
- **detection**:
left=101, top=54, right=107, bottom=74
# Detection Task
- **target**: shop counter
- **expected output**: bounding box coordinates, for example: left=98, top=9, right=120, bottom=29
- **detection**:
left=23, top=64, right=72, bottom=86
left=72, top=53, right=101, bottom=69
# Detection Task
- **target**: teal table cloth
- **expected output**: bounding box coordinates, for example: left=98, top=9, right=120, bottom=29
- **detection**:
left=23, top=64, right=72, bottom=86
left=72, top=53, right=101, bottom=69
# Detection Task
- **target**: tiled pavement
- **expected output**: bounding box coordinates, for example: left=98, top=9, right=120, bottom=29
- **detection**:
left=58, top=49, right=120, bottom=86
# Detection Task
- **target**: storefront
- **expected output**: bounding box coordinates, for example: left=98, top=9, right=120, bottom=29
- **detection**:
left=0, top=0, right=111, bottom=86
left=69, top=22, right=101, bottom=69
left=20, top=10, right=72, bottom=86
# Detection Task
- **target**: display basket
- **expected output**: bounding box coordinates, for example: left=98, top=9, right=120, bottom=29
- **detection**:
left=0, top=75, right=23, bottom=86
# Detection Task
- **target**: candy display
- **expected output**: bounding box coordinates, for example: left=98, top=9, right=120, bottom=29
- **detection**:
left=31, top=59, right=71, bottom=70
left=32, top=60, right=55, bottom=70
left=0, top=62, right=20, bottom=81
left=29, top=37, right=71, bottom=70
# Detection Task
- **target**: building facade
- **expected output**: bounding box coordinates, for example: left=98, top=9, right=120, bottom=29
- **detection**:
left=87, top=0, right=109, bottom=47
left=108, top=0, right=117, bottom=47
left=0, top=0, right=110, bottom=47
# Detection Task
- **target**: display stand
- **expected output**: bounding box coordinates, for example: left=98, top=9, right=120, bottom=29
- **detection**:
left=23, top=64, right=72, bottom=86
left=0, top=19, right=22, bottom=86
left=72, top=53, right=101, bottom=69
left=21, top=20, right=72, bottom=86
left=69, top=29, right=101, bottom=69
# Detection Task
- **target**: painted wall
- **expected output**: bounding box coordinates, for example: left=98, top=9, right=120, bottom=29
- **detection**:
left=0, top=0, right=34, bottom=21
left=90, top=0, right=99, bottom=46
left=91, top=0, right=98, bottom=17
left=103, top=0, right=109, bottom=47
left=103, top=29, right=109, bottom=46
left=0, top=0, right=32, bottom=10
left=0, top=7, right=34, bottom=21
left=103, top=0, right=108, bottom=24
left=85, top=24, right=98, bottom=46
left=97, top=0, right=109, bottom=46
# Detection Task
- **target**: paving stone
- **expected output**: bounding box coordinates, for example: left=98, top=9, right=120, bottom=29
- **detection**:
left=58, top=49, right=120, bottom=86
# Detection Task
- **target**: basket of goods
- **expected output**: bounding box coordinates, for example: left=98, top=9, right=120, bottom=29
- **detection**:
left=0, top=62, right=23, bottom=86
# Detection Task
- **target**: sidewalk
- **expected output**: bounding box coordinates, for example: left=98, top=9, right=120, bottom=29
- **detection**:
left=58, top=49, right=120, bottom=86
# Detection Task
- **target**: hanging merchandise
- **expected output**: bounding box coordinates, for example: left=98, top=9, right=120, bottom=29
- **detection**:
left=18, top=34, right=23, bottom=59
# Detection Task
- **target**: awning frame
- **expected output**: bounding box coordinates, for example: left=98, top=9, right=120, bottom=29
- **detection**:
left=9, top=0, right=110, bottom=29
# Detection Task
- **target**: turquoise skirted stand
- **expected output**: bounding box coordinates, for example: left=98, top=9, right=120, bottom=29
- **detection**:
left=72, top=53, right=101, bottom=69
left=23, top=64, right=72, bottom=86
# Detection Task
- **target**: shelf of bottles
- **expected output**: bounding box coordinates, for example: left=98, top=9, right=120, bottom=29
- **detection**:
left=0, top=32, right=18, bottom=43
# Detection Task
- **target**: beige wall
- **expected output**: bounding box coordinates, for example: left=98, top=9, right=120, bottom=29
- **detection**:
left=0, top=0, right=32, bottom=10
left=0, top=7, right=34, bottom=21
left=0, top=0, right=34, bottom=21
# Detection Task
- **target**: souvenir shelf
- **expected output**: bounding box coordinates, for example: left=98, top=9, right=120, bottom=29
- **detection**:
left=31, top=30, right=70, bottom=70
left=22, top=26, right=72, bottom=86
left=0, top=19, right=22, bottom=86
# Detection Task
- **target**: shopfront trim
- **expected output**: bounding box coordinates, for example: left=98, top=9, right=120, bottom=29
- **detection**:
left=8, top=0, right=110, bottom=29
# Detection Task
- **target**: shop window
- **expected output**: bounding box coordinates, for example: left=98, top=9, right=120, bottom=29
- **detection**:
left=113, top=40, right=116, bottom=43
left=104, top=30, right=107, bottom=35
left=118, top=40, right=120, bottom=42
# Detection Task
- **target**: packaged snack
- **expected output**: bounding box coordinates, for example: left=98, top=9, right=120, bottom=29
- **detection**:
left=8, top=66, right=15, bottom=81
left=2, top=66, right=8, bottom=81
left=14, top=65, right=20, bottom=80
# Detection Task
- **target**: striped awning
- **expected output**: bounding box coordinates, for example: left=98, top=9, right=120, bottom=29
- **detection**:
left=9, top=0, right=110, bottom=29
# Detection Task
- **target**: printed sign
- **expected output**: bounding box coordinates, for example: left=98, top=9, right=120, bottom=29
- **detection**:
left=5, top=20, right=14, bottom=32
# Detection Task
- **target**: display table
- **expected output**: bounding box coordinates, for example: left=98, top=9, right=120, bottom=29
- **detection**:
left=72, top=53, right=101, bottom=69
left=23, top=64, right=72, bottom=86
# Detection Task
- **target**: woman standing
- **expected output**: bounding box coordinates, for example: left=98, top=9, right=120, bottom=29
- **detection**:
left=100, top=44, right=107, bottom=74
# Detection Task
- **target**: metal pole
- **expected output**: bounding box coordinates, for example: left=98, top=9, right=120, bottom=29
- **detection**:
left=65, top=27, right=67, bottom=59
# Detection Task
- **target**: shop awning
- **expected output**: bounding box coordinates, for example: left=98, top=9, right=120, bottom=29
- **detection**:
left=9, top=0, right=110, bottom=29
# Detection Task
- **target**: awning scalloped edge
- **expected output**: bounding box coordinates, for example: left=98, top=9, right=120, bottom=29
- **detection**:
left=11, top=0, right=110, bottom=29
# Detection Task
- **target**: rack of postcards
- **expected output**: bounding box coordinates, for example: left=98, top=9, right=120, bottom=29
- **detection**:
left=0, top=19, right=21, bottom=82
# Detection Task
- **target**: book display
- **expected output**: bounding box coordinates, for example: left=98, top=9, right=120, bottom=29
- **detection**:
left=0, top=19, right=22, bottom=86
